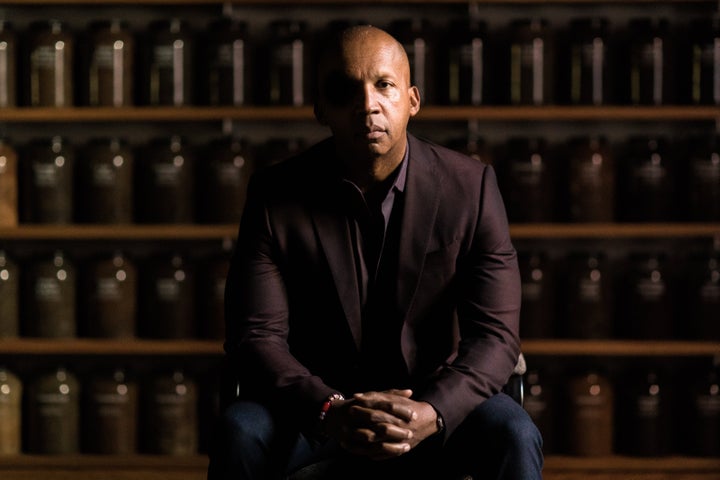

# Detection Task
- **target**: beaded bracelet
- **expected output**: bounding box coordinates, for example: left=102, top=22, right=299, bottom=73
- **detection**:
left=318, top=393, right=345, bottom=422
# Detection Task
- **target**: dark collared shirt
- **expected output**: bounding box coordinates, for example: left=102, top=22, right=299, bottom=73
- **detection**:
left=340, top=146, right=408, bottom=307
left=339, top=145, right=410, bottom=390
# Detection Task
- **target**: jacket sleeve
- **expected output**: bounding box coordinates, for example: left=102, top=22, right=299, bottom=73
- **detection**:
left=415, top=165, right=522, bottom=440
left=224, top=171, right=338, bottom=432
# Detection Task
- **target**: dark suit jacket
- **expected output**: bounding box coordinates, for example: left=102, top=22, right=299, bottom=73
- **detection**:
left=225, top=134, right=521, bottom=440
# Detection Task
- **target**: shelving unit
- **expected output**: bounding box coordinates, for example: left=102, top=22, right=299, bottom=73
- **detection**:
left=0, top=0, right=719, bottom=478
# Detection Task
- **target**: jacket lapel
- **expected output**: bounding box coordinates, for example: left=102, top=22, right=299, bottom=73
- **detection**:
left=397, top=135, right=441, bottom=317
left=310, top=157, right=363, bottom=352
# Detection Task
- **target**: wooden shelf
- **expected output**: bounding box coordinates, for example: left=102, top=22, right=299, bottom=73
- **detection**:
left=0, top=339, right=223, bottom=355
left=509, top=222, right=720, bottom=239
left=0, top=338, right=717, bottom=357
left=1, top=223, right=718, bottom=240
left=0, top=106, right=717, bottom=123
left=0, top=224, right=238, bottom=240
left=544, top=456, right=720, bottom=478
left=0, top=455, right=208, bottom=480
left=523, top=340, right=720, bottom=357
left=0, top=0, right=711, bottom=4
left=1, top=454, right=718, bottom=480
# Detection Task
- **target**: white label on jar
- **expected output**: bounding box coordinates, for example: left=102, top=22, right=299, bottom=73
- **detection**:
left=0, top=156, right=6, bottom=174
left=173, top=39, right=184, bottom=106
left=97, top=277, right=121, bottom=301
left=214, top=162, right=241, bottom=186
left=636, top=276, right=666, bottom=300
left=35, top=277, right=61, bottom=301
left=113, top=40, right=124, bottom=106
left=636, top=394, right=660, bottom=417
left=701, top=282, right=720, bottom=301
left=153, top=163, right=180, bottom=186
left=579, top=275, right=602, bottom=302
left=233, top=40, right=244, bottom=105
left=522, top=282, right=542, bottom=301
left=0, top=41, right=8, bottom=107
left=33, top=162, right=58, bottom=187
left=92, top=163, right=116, bottom=186
left=156, top=278, right=180, bottom=301
left=214, top=277, right=226, bottom=300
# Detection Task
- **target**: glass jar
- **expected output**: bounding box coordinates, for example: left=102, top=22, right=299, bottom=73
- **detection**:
left=22, top=136, right=75, bottom=224
left=77, top=137, right=133, bottom=223
left=198, top=254, right=230, bottom=339
left=619, top=136, right=675, bottom=222
left=686, top=252, right=720, bottom=340
left=82, top=252, right=137, bottom=338
left=0, top=250, right=19, bottom=338
left=689, top=17, right=720, bottom=105
left=136, top=136, right=194, bottom=223
left=566, top=136, right=615, bottom=222
left=87, top=19, right=134, bottom=107
left=140, top=254, right=195, bottom=339
left=618, top=370, right=670, bottom=456
left=147, top=19, right=193, bottom=106
left=628, top=18, right=672, bottom=105
left=518, top=251, right=555, bottom=338
left=689, top=367, right=720, bottom=456
left=509, top=19, right=553, bottom=105
left=0, top=366, right=21, bottom=454
left=523, top=370, right=556, bottom=453
left=205, top=18, right=249, bottom=106
left=0, top=21, right=17, bottom=107
left=27, top=367, right=80, bottom=454
left=620, top=253, right=673, bottom=339
left=391, top=19, right=435, bottom=105
left=501, top=137, right=554, bottom=222
left=83, top=368, right=138, bottom=454
left=24, top=250, right=76, bottom=338
left=563, top=253, right=613, bottom=339
left=267, top=20, right=308, bottom=106
left=567, top=371, right=614, bottom=456
left=28, top=20, right=73, bottom=107
left=566, top=18, right=610, bottom=105
left=444, top=18, right=487, bottom=105
left=685, top=135, right=720, bottom=221
left=196, top=136, right=252, bottom=224
left=143, top=370, right=197, bottom=455
left=0, top=138, right=18, bottom=226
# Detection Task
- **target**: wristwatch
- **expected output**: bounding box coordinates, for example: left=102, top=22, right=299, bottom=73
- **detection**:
left=435, top=410, right=445, bottom=434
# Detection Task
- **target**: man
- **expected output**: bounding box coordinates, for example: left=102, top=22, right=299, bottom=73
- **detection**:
left=209, top=25, right=542, bottom=480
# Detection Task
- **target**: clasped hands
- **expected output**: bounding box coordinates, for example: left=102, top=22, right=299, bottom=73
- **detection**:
left=322, top=389, right=440, bottom=461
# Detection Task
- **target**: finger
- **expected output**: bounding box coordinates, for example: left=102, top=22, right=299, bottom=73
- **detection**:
left=384, top=389, right=413, bottom=398
left=352, top=395, right=416, bottom=423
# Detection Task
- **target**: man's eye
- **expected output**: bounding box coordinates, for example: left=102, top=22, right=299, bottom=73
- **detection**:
left=323, top=73, right=356, bottom=106
left=377, top=81, right=392, bottom=89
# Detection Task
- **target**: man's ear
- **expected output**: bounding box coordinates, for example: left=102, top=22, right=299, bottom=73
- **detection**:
left=314, top=102, right=327, bottom=125
left=408, top=86, right=421, bottom=117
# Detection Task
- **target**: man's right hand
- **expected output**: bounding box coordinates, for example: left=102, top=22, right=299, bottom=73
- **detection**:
left=322, top=389, right=419, bottom=460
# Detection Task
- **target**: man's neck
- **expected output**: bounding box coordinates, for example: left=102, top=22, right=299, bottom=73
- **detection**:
left=341, top=146, right=406, bottom=193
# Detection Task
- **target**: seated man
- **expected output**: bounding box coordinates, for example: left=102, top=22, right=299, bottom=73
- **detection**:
left=208, top=25, right=543, bottom=480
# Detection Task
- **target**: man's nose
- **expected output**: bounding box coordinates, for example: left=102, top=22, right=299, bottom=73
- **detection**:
left=357, top=84, right=380, bottom=114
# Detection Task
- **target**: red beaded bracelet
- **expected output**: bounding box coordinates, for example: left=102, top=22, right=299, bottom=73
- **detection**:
left=318, top=393, right=345, bottom=422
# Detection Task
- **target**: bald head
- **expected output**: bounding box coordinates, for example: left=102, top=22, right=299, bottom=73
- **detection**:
left=317, top=25, right=412, bottom=104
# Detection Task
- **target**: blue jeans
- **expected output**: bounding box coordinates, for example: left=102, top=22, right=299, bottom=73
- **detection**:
left=207, top=393, right=543, bottom=480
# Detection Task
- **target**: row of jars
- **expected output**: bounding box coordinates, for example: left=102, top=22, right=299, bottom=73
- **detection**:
left=1, top=15, right=720, bottom=107
left=458, top=134, right=720, bottom=223
left=0, top=135, right=256, bottom=225
left=0, top=366, right=202, bottom=455
left=524, top=367, right=720, bottom=457
left=0, top=250, right=229, bottom=339
left=518, top=249, right=720, bottom=340
left=1, top=133, right=718, bottom=226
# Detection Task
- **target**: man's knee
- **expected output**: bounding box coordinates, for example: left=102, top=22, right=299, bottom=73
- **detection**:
left=219, top=401, right=274, bottom=446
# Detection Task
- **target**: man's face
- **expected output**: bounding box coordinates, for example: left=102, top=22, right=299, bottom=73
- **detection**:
left=316, top=32, right=420, bottom=162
